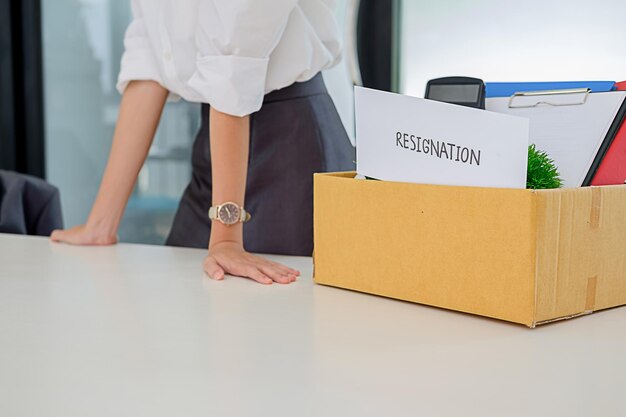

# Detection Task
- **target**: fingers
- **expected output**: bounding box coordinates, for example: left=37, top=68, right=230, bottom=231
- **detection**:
left=266, top=260, right=300, bottom=277
left=205, top=253, right=273, bottom=284
left=50, top=229, right=80, bottom=245
left=50, top=226, right=117, bottom=246
left=258, top=264, right=294, bottom=284
left=50, top=229, right=62, bottom=242
left=203, top=257, right=225, bottom=280
left=206, top=258, right=294, bottom=285
left=204, top=244, right=300, bottom=285
left=256, top=258, right=300, bottom=280
left=240, top=266, right=273, bottom=285
left=248, top=255, right=298, bottom=283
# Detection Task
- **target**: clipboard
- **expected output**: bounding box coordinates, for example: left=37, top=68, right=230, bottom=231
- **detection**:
left=486, top=81, right=616, bottom=98
left=486, top=89, right=626, bottom=187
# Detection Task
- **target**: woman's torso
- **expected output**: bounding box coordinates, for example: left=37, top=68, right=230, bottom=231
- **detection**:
left=121, top=0, right=343, bottom=104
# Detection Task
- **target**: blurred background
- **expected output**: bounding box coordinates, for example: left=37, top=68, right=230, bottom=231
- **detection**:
left=2, top=0, right=626, bottom=244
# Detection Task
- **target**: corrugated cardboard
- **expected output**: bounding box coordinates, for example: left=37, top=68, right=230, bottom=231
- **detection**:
left=313, top=172, right=626, bottom=327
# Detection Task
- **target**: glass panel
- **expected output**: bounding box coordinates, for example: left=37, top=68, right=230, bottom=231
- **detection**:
left=42, top=0, right=200, bottom=244
left=398, top=0, right=626, bottom=97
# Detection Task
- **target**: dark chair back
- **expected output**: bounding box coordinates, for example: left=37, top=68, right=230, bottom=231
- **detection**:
left=0, top=170, right=63, bottom=236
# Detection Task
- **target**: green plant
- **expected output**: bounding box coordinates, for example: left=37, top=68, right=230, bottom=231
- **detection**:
left=526, top=144, right=562, bottom=189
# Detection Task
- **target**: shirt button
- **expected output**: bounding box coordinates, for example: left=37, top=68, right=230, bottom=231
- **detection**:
left=163, top=51, right=172, bottom=61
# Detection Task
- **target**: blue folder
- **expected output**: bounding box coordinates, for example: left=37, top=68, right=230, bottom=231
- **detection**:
left=485, top=81, right=616, bottom=98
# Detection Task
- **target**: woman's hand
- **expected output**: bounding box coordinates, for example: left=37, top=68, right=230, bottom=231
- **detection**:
left=204, top=241, right=300, bottom=285
left=203, top=108, right=300, bottom=285
left=50, top=224, right=118, bottom=246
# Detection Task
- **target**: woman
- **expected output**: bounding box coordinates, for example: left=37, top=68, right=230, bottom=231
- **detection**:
left=50, top=0, right=355, bottom=285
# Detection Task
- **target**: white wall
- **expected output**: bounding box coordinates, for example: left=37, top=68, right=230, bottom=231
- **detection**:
left=399, top=0, right=626, bottom=97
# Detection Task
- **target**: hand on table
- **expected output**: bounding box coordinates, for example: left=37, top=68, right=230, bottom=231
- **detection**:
left=50, top=225, right=118, bottom=246
left=204, top=241, right=300, bottom=285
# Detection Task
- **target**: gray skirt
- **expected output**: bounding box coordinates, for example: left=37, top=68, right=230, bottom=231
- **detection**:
left=165, top=73, right=355, bottom=256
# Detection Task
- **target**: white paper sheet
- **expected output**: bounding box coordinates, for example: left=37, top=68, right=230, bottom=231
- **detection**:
left=355, top=87, right=530, bottom=189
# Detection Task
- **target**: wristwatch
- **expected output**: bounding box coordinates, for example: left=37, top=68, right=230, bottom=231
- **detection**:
left=208, top=202, right=251, bottom=226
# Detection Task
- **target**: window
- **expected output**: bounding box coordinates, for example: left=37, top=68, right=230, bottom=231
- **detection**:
left=42, top=0, right=200, bottom=244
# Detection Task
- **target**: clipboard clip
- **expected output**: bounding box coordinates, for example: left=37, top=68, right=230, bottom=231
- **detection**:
left=508, top=88, right=591, bottom=109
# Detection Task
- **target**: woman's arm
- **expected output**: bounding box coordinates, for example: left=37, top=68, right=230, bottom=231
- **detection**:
left=51, top=80, right=168, bottom=245
left=202, top=108, right=300, bottom=285
left=189, top=2, right=302, bottom=283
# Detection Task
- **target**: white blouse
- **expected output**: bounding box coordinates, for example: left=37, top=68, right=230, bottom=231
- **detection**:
left=117, top=0, right=342, bottom=117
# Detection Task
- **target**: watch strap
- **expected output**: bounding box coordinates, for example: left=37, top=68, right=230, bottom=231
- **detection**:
left=240, top=209, right=251, bottom=223
left=208, top=206, right=217, bottom=220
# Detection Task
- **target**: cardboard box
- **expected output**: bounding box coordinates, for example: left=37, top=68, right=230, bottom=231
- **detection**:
left=313, top=172, right=626, bottom=327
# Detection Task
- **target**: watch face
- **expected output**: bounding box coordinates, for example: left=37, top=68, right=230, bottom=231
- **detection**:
left=218, top=203, right=240, bottom=225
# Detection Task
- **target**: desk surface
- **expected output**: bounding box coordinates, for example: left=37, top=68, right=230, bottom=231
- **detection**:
left=1, top=234, right=625, bottom=417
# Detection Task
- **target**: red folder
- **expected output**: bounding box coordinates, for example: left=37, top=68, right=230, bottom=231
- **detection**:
left=615, top=81, right=626, bottom=90
left=591, top=81, right=626, bottom=185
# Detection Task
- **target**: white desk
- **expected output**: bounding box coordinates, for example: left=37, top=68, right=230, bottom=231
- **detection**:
left=1, top=234, right=625, bottom=416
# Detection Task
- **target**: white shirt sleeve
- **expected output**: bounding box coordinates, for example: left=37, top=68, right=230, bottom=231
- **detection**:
left=187, top=0, right=300, bottom=117
left=116, top=1, right=164, bottom=95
